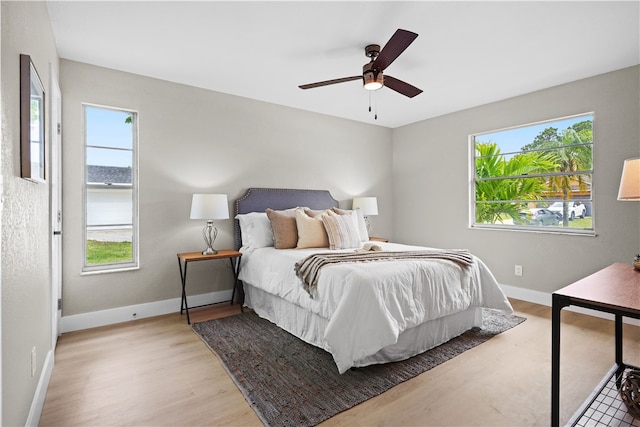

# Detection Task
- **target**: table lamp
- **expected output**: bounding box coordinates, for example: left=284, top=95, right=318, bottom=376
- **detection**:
left=190, top=194, right=229, bottom=255
left=352, top=196, right=378, bottom=232
left=617, top=157, right=640, bottom=270
left=618, top=158, right=640, bottom=201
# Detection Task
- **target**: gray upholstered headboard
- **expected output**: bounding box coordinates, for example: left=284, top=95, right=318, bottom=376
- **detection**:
left=234, top=187, right=339, bottom=249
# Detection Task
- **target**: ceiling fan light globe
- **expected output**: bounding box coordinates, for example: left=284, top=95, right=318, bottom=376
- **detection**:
left=364, top=81, right=383, bottom=90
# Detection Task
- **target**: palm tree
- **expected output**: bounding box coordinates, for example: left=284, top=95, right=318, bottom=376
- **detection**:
left=534, top=124, right=593, bottom=227
left=475, top=143, right=557, bottom=224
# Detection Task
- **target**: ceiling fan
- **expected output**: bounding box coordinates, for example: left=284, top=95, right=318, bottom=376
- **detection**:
left=299, top=29, right=423, bottom=98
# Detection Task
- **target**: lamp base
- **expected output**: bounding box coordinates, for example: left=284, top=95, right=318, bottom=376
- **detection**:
left=201, top=221, right=219, bottom=256
left=364, top=216, right=371, bottom=233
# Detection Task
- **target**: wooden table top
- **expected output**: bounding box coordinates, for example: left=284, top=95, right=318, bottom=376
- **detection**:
left=177, top=249, right=242, bottom=262
left=554, top=262, right=640, bottom=316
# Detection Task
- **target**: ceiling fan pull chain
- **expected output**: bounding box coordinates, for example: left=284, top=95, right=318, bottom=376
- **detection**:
left=367, top=91, right=378, bottom=120
left=374, top=92, right=378, bottom=120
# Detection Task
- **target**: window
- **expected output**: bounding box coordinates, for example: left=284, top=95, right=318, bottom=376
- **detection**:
left=83, top=105, right=138, bottom=272
left=471, top=113, right=594, bottom=235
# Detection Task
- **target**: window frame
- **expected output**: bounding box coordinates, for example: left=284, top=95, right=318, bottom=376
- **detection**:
left=469, top=113, right=595, bottom=236
left=82, top=103, right=139, bottom=273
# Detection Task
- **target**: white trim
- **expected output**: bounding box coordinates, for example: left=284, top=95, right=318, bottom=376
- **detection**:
left=25, top=349, right=54, bottom=427
left=49, top=62, right=62, bottom=349
left=80, top=265, right=140, bottom=276
left=0, top=5, right=3, bottom=421
left=500, top=283, right=640, bottom=326
left=82, top=104, right=139, bottom=274
left=469, top=112, right=595, bottom=235
left=59, top=289, right=233, bottom=333
left=500, top=283, right=551, bottom=306
left=58, top=283, right=639, bottom=333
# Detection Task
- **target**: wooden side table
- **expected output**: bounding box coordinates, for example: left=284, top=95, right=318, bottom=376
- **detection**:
left=551, top=263, right=640, bottom=426
left=177, top=249, right=242, bottom=324
left=369, top=236, right=389, bottom=242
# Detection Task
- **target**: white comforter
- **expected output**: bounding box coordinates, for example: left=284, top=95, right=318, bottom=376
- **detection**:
left=239, top=242, right=513, bottom=373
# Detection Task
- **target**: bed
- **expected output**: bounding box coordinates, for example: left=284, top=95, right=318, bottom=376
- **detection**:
left=234, top=187, right=513, bottom=374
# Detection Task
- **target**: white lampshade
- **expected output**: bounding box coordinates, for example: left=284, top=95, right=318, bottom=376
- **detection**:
left=617, top=158, right=640, bottom=201
left=190, top=194, right=230, bottom=220
left=352, top=197, right=379, bottom=216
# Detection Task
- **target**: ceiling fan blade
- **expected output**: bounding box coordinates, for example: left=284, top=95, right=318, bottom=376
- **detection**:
left=299, top=76, right=361, bottom=90
left=372, top=29, right=418, bottom=71
left=384, top=75, right=423, bottom=98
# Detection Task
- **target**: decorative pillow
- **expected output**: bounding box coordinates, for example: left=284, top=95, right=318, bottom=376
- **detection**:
left=331, top=208, right=369, bottom=242
left=235, top=212, right=273, bottom=248
left=295, top=209, right=329, bottom=249
left=322, top=213, right=362, bottom=250
left=266, top=208, right=298, bottom=249
left=303, top=208, right=331, bottom=218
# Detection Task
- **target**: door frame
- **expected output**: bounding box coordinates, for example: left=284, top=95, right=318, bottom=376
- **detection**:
left=49, top=63, right=62, bottom=346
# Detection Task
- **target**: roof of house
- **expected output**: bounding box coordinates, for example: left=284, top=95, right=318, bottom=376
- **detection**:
left=87, top=165, right=131, bottom=184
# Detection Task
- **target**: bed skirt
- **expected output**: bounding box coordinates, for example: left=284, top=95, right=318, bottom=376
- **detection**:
left=243, top=282, right=483, bottom=370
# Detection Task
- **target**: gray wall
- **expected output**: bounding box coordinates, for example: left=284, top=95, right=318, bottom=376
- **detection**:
left=60, top=59, right=394, bottom=316
left=392, top=66, right=640, bottom=294
left=1, top=2, right=59, bottom=425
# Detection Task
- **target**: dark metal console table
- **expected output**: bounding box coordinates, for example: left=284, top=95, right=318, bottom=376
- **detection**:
left=551, top=262, right=640, bottom=426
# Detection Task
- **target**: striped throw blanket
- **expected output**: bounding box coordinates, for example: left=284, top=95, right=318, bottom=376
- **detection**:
left=294, top=250, right=474, bottom=297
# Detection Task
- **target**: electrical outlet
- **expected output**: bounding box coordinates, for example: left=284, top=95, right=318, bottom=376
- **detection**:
left=515, top=265, right=523, bottom=277
left=31, top=347, right=36, bottom=377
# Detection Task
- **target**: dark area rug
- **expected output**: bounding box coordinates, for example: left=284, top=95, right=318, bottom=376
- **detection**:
left=192, top=309, right=525, bottom=427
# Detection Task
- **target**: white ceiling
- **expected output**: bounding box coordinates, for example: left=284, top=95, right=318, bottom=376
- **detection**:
left=46, top=1, right=640, bottom=128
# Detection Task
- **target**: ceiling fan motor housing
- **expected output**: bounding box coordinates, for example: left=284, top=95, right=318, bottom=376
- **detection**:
left=365, top=44, right=380, bottom=59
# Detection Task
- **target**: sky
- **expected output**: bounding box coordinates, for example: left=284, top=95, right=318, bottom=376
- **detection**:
left=85, top=106, right=134, bottom=167
left=474, top=114, right=593, bottom=155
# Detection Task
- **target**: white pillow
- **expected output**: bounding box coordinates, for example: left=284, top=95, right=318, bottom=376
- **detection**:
left=353, top=208, right=370, bottom=242
left=331, top=208, right=369, bottom=242
left=235, top=212, right=274, bottom=248
left=322, top=212, right=362, bottom=250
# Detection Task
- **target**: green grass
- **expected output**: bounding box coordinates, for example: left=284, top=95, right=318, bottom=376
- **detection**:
left=567, top=217, right=593, bottom=228
left=86, top=240, right=132, bottom=265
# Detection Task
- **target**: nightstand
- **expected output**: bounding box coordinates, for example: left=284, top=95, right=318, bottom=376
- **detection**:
left=177, top=249, right=242, bottom=324
left=369, top=236, right=389, bottom=242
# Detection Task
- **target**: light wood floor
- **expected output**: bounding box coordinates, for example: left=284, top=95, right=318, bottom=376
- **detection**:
left=39, top=299, right=639, bottom=426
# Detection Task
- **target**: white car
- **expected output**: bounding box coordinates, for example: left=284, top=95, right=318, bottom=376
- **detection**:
left=548, top=201, right=586, bottom=220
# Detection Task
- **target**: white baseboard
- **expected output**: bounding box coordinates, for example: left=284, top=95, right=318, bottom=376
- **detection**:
left=60, top=289, right=233, bottom=333
left=500, top=283, right=551, bottom=306
left=59, top=284, right=638, bottom=334
left=501, top=283, right=640, bottom=327
left=26, top=348, right=54, bottom=427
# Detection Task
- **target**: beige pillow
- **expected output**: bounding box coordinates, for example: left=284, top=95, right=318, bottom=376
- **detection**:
left=304, top=208, right=331, bottom=218
left=322, top=213, right=362, bottom=250
left=266, top=208, right=298, bottom=249
left=295, top=209, right=329, bottom=249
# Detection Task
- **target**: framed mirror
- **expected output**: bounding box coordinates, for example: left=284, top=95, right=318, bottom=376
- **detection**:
left=20, top=54, right=46, bottom=182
